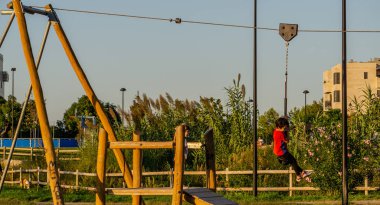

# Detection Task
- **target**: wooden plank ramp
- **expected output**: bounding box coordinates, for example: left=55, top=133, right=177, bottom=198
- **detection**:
left=183, top=188, right=238, bottom=205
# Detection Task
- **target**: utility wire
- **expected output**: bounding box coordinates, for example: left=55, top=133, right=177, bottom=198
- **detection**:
left=30, top=6, right=380, bottom=33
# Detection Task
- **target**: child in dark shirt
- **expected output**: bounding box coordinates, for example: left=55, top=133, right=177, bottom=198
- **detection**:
left=273, top=117, right=310, bottom=182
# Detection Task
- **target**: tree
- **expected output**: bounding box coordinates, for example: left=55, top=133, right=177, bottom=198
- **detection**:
left=258, top=108, right=279, bottom=144
left=63, top=95, right=97, bottom=138
left=225, top=73, right=252, bottom=152
left=0, top=95, right=22, bottom=137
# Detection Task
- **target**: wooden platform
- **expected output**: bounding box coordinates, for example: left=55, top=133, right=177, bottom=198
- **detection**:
left=183, top=188, right=238, bottom=205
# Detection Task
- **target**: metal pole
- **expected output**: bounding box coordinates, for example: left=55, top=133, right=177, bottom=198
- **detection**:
left=120, top=88, right=126, bottom=126
left=342, top=0, right=348, bottom=204
left=253, top=0, right=258, bottom=196
left=304, top=93, right=306, bottom=119
left=11, top=67, right=16, bottom=139
left=303, top=90, right=309, bottom=124
left=11, top=1, right=63, bottom=204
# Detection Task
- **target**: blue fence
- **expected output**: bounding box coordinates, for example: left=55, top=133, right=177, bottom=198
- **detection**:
left=0, top=138, right=78, bottom=148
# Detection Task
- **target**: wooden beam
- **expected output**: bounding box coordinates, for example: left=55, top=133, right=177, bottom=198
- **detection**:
left=107, top=187, right=172, bottom=196
left=96, top=128, right=107, bottom=205
left=172, top=125, right=185, bottom=205
left=12, top=1, right=63, bottom=204
left=109, top=141, right=174, bottom=149
left=187, top=142, right=202, bottom=149
left=45, top=4, right=133, bottom=188
left=132, top=131, right=142, bottom=205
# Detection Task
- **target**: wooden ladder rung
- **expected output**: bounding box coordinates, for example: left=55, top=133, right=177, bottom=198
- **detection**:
left=108, top=141, right=174, bottom=149
left=106, top=187, right=173, bottom=195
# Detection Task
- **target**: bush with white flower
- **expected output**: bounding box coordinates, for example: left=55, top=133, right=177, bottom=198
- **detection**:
left=289, top=87, right=380, bottom=193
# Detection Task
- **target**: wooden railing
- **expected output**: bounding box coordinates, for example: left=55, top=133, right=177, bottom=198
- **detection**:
left=3, top=168, right=377, bottom=196
left=0, top=147, right=80, bottom=161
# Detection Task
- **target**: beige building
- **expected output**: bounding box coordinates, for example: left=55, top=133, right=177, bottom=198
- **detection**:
left=323, top=58, right=380, bottom=111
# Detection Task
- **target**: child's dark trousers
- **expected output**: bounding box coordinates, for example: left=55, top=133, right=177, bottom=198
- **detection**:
left=277, top=152, right=303, bottom=176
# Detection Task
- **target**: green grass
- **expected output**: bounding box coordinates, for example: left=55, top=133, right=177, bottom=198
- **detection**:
left=0, top=185, right=172, bottom=204
left=1, top=186, right=380, bottom=204
left=224, top=191, right=380, bottom=204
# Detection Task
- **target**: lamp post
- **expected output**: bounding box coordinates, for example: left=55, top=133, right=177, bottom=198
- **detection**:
left=11, top=67, right=16, bottom=138
left=303, top=90, right=309, bottom=124
left=247, top=98, right=257, bottom=195
left=120, top=88, right=126, bottom=126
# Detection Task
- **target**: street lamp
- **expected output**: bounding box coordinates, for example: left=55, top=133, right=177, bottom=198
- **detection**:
left=120, top=88, right=126, bottom=126
left=303, top=90, right=309, bottom=125
left=11, top=67, right=16, bottom=138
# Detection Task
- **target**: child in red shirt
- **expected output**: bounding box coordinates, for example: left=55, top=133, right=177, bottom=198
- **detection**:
left=273, top=117, right=310, bottom=182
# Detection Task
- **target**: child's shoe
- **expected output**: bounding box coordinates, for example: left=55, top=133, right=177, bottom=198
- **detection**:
left=296, top=175, right=302, bottom=182
left=301, top=170, right=311, bottom=178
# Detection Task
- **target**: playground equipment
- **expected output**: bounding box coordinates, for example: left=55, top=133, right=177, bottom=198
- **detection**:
left=278, top=23, right=298, bottom=116
left=0, top=1, right=237, bottom=204
left=96, top=125, right=237, bottom=205
left=0, top=2, right=135, bottom=204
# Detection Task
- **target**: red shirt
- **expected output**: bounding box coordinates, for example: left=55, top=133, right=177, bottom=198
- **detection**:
left=273, top=129, right=288, bottom=156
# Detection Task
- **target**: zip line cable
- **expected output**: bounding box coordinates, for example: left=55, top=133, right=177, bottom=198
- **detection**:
left=29, top=6, right=380, bottom=33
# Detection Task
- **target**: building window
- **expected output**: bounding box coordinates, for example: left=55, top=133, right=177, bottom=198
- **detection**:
left=334, top=90, right=340, bottom=102
left=364, top=72, right=368, bottom=79
left=324, top=100, right=332, bottom=108
left=333, top=72, right=340, bottom=84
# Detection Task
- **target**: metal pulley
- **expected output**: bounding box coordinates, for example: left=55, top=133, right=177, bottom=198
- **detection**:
left=279, top=23, right=298, bottom=42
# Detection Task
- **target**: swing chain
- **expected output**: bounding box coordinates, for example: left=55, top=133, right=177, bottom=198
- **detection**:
left=285, top=41, right=289, bottom=77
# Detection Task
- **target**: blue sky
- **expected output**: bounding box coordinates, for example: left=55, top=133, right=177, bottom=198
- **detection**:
left=1, top=0, right=380, bottom=124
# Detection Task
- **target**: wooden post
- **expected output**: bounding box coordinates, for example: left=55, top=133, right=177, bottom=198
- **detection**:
left=28, top=168, right=31, bottom=185
left=172, top=125, right=185, bottom=205
left=170, top=168, right=173, bottom=188
left=19, top=167, right=22, bottom=187
left=37, top=167, right=40, bottom=188
left=30, top=147, right=33, bottom=161
left=11, top=2, right=63, bottom=204
left=47, top=167, right=50, bottom=185
left=204, top=129, right=216, bottom=192
left=365, top=176, right=368, bottom=196
left=11, top=168, right=14, bottom=186
left=56, top=148, right=60, bottom=161
left=75, top=169, right=79, bottom=190
left=2, top=147, right=5, bottom=160
left=96, top=128, right=107, bottom=205
left=132, top=131, right=142, bottom=205
left=226, top=168, right=229, bottom=188
left=289, top=167, right=293, bottom=197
